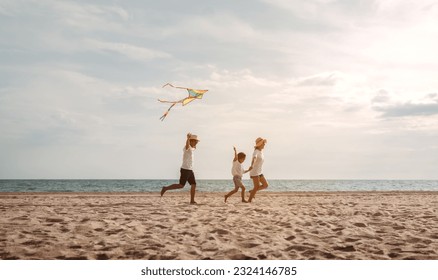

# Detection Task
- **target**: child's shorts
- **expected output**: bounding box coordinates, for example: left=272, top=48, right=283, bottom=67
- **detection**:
left=233, top=175, right=244, bottom=188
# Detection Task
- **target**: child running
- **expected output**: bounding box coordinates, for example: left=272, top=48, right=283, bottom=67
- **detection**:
left=224, top=146, right=252, bottom=203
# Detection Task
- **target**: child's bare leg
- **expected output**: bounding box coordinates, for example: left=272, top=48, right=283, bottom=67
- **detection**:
left=240, top=186, right=247, bottom=202
left=190, top=184, right=197, bottom=204
left=225, top=186, right=239, bottom=202
left=161, top=184, right=183, bottom=196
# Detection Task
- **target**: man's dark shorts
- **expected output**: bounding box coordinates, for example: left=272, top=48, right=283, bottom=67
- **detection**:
left=179, top=168, right=196, bottom=186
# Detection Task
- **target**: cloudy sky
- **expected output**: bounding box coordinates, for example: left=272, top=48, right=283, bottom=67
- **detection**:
left=1, top=0, right=438, bottom=179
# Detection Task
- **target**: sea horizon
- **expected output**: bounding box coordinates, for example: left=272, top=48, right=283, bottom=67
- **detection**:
left=1, top=179, right=438, bottom=193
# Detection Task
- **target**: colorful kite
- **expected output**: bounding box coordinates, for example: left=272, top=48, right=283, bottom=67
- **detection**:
left=158, top=83, right=208, bottom=121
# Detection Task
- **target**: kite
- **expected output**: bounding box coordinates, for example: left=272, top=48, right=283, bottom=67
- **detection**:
left=158, top=83, right=208, bottom=121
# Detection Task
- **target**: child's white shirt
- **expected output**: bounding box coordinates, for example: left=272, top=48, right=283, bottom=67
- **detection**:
left=231, top=160, right=244, bottom=177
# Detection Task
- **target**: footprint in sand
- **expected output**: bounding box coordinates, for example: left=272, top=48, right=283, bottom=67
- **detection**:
left=333, top=245, right=356, bottom=252
left=60, top=227, right=69, bottom=233
left=429, top=233, right=438, bottom=239
left=320, top=252, right=337, bottom=259
left=392, top=224, right=406, bottom=230
left=229, top=253, right=257, bottom=260
left=96, top=253, right=109, bottom=260
left=64, top=256, right=88, bottom=260
left=106, top=229, right=123, bottom=235
left=353, top=222, right=367, bottom=228
left=11, top=215, right=29, bottom=221
left=286, top=245, right=313, bottom=252
left=181, top=231, right=196, bottom=237
left=21, top=240, right=44, bottom=246
left=242, top=242, right=260, bottom=248
left=210, top=229, right=229, bottom=235
left=45, top=218, right=64, bottom=223
left=154, top=224, right=168, bottom=229
left=344, top=238, right=360, bottom=243
left=285, top=235, right=296, bottom=241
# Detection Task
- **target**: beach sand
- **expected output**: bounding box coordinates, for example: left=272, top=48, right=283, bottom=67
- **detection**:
left=1, top=191, right=437, bottom=260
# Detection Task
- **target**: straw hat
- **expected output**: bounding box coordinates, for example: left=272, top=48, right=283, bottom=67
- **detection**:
left=189, top=134, right=200, bottom=142
left=255, top=137, right=267, bottom=147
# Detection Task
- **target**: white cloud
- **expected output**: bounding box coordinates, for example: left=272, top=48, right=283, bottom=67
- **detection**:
left=169, top=13, right=258, bottom=43
left=260, top=0, right=339, bottom=20
left=372, top=90, right=438, bottom=118
left=85, top=39, right=171, bottom=61
left=373, top=0, right=438, bottom=18
left=0, top=0, right=23, bottom=16
left=45, top=0, right=130, bottom=32
left=294, top=71, right=342, bottom=87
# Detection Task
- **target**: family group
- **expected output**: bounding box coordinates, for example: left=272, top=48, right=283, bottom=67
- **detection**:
left=160, top=133, right=268, bottom=204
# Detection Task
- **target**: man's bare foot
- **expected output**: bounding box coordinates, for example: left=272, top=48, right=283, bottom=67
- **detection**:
left=160, top=187, right=166, bottom=197
left=242, top=200, right=248, bottom=203
left=224, top=195, right=228, bottom=203
left=190, top=201, right=197, bottom=205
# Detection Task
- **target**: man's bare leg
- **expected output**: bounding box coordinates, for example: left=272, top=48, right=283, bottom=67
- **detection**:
left=190, top=184, right=197, bottom=204
left=161, top=184, right=183, bottom=196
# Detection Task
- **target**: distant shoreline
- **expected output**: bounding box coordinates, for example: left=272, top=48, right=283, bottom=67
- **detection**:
left=2, top=179, right=438, bottom=192
left=1, top=190, right=438, bottom=195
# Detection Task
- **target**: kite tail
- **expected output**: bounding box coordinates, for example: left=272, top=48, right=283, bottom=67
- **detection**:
left=159, top=113, right=168, bottom=121
left=158, top=98, right=183, bottom=104
left=162, top=83, right=175, bottom=88
left=162, top=83, right=188, bottom=90
left=159, top=103, right=176, bottom=121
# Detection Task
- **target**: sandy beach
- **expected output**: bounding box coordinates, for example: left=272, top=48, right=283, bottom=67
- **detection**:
left=1, top=191, right=437, bottom=260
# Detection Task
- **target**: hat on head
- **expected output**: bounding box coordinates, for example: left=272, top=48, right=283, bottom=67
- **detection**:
left=189, top=134, right=200, bottom=142
left=255, top=137, right=267, bottom=147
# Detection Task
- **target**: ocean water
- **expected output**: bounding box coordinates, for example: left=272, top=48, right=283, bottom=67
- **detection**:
left=1, top=179, right=438, bottom=192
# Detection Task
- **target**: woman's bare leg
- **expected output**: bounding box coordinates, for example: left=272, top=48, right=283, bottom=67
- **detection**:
left=248, top=176, right=260, bottom=202
left=258, top=176, right=269, bottom=191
